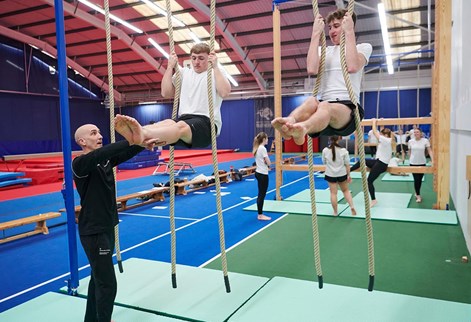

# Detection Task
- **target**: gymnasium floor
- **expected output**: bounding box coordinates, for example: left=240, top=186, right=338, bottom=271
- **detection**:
left=1, top=151, right=470, bottom=321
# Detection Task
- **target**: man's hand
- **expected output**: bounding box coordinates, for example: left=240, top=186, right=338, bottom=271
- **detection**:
left=168, top=52, right=178, bottom=69
left=208, top=51, right=219, bottom=68
left=342, top=12, right=355, bottom=33
left=312, top=13, right=325, bottom=35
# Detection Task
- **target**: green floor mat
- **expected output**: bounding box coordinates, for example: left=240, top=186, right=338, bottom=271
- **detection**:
left=71, top=258, right=268, bottom=322
left=352, top=192, right=412, bottom=208
left=341, top=206, right=458, bottom=224
left=244, top=200, right=348, bottom=216
left=382, top=173, right=425, bottom=182
left=285, top=189, right=344, bottom=203
left=0, top=292, right=181, bottom=322
left=228, top=277, right=471, bottom=322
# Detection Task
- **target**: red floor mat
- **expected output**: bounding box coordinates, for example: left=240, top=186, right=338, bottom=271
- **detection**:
left=0, top=151, right=253, bottom=201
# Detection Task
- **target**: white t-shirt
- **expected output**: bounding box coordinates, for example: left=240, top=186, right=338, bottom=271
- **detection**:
left=368, top=129, right=378, bottom=144
left=174, top=66, right=228, bottom=135
left=322, top=146, right=349, bottom=177
left=408, top=138, right=430, bottom=165
left=255, top=145, right=269, bottom=175
left=388, top=157, right=402, bottom=167
left=376, top=136, right=392, bottom=164
left=395, top=134, right=408, bottom=145
left=319, top=43, right=372, bottom=101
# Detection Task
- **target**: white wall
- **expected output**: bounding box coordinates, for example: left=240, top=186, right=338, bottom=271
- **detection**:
left=451, top=0, right=471, bottom=253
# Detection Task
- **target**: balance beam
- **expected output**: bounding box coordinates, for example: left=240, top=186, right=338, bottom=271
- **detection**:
left=0, top=212, right=61, bottom=244
left=360, top=117, right=432, bottom=126
left=60, top=187, right=169, bottom=220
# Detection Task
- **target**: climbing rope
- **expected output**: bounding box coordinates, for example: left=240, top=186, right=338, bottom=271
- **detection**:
left=103, top=0, right=123, bottom=273
left=339, top=0, right=375, bottom=291
left=308, top=0, right=327, bottom=289
left=206, top=0, right=231, bottom=293
left=165, top=0, right=182, bottom=289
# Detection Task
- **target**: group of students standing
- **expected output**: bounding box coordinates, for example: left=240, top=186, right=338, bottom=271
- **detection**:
left=254, top=119, right=433, bottom=220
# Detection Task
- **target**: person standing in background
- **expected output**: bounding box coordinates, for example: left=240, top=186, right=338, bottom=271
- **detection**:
left=322, top=136, right=356, bottom=216
left=253, top=132, right=271, bottom=221
left=408, top=127, right=433, bottom=203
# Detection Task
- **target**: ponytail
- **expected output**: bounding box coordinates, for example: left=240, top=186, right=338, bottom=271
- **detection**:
left=253, top=132, right=268, bottom=155
left=328, top=136, right=341, bottom=162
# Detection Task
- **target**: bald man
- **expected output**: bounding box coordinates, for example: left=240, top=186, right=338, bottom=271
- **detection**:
left=72, top=124, right=144, bottom=322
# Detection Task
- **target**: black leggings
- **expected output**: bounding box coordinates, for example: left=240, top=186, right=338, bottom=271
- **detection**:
left=411, top=164, right=426, bottom=195
left=351, top=159, right=388, bottom=200
left=255, top=172, right=269, bottom=214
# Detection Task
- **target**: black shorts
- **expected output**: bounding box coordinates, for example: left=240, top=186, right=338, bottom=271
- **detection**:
left=173, top=114, right=216, bottom=148
left=324, top=174, right=348, bottom=183
left=308, top=100, right=364, bottom=138
left=396, top=144, right=408, bottom=153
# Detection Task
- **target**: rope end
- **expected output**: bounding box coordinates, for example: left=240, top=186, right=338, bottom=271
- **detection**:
left=118, top=260, right=123, bottom=273
left=318, top=275, right=323, bottom=289
left=224, top=275, right=231, bottom=293
left=368, top=275, right=375, bottom=292
left=172, top=273, right=177, bottom=288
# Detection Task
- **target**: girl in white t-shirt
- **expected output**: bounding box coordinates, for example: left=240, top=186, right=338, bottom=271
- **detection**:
left=253, top=132, right=271, bottom=221
left=350, top=119, right=395, bottom=207
left=408, top=128, right=433, bottom=203
left=322, top=136, right=356, bottom=216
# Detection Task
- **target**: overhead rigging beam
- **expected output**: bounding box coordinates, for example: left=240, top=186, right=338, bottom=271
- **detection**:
left=40, top=0, right=167, bottom=85
left=0, top=24, right=122, bottom=101
left=354, top=1, right=435, bottom=35
left=183, top=0, right=267, bottom=91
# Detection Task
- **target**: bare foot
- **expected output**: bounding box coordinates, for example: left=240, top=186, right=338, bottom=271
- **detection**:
left=258, top=214, right=271, bottom=221
left=351, top=208, right=357, bottom=216
left=122, top=115, right=145, bottom=145
left=370, top=200, right=377, bottom=208
left=271, top=117, right=295, bottom=140
left=287, top=123, right=307, bottom=145
left=115, top=114, right=135, bottom=144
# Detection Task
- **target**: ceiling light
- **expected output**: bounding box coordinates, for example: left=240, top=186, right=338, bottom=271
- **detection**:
left=188, top=31, right=201, bottom=44
left=227, top=74, right=239, bottom=87
left=78, top=0, right=143, bottom=33
left=378, top=3, right=394, bottom=74
left=148, top=38, right=169, bottom=59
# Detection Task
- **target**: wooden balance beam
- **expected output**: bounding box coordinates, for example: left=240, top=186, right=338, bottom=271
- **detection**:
left=0, top=212, right=61, bottom=244
left=60, top=187, right=169, bottom=221
left=360, top=117, right=432, bottom=126
left=282, top=154, right=307, bottom=164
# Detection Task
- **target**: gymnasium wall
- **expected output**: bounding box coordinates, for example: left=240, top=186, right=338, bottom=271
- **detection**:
left=0, top=87, right=432, bottom=156
left=451, top=0, right=471, bottom=253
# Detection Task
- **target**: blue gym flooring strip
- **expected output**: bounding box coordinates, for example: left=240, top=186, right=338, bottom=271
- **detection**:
left=0, top=292, right=183, bottom=322
left=228, top=277, right=471, bottom=322
left=70, top=258, right=269, bottom=322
